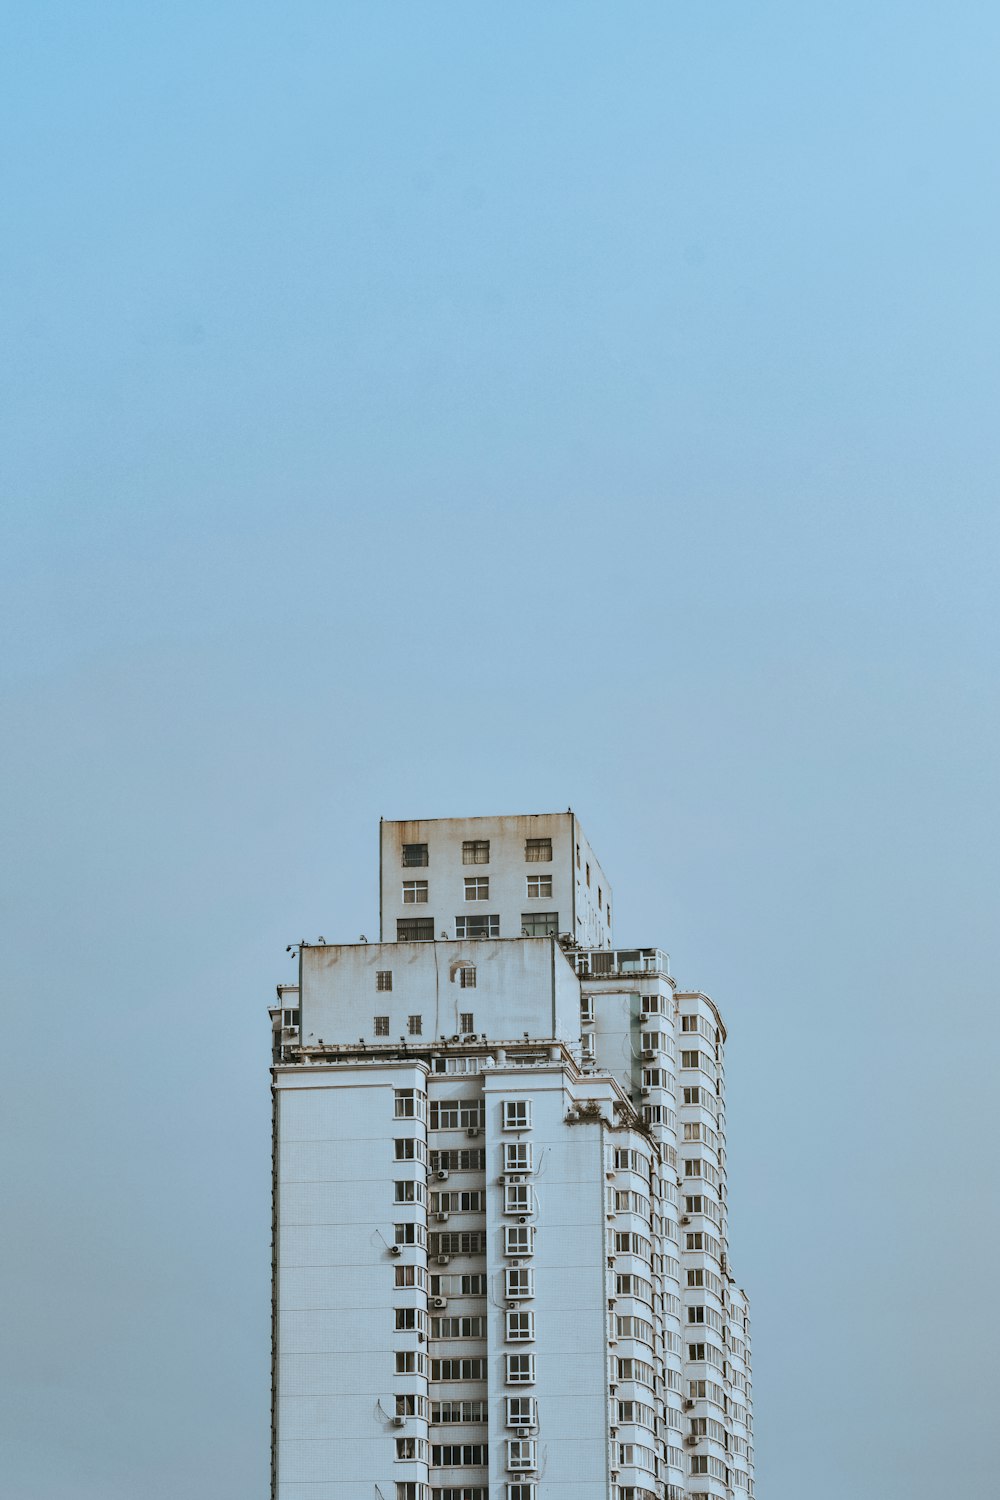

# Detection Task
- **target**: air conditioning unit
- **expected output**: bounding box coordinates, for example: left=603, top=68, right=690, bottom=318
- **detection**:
left=436, top=1212, right=450, bottom=1223
left=451, top=1034, right=461, bottom=1042
left=683, top=1399, right=695, bottom=1410
left=684, top=1434, right=700, bottom=1447
left=518, top=1215, right=528, bottom=1224
left=431, top=1296, right=447, bottom=1309
left=436, top=1169, right=449, bottom=1181
left=389, top=1245, right=402, bottom=1256
left=467, top=1126, right=480, bottom=1138
left=640, top=1087, right=650, bottom=1097
left=515, top=1426, right=532, bottom=1439
left=392, top=1415, right=406, bottom=1428
left=680, top=1215, right=690, bottom=1225
left=436, top=1254, right=451, bottom=1266
left=497, top=1175, right=507, bottom=1185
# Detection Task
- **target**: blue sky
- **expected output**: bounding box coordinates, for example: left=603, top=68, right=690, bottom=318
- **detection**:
left=3, top=4, right=999, bottom=1496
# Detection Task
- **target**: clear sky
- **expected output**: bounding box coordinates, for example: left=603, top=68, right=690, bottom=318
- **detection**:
left=3, top=3, right=999, bottom=1496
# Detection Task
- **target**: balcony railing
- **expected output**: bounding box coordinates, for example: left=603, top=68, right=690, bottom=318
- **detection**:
left=574, top=947, right=670, bottom=978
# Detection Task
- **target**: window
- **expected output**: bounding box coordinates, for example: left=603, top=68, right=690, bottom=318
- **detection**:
left=395, top=1264, right=426, bottom=1288
left=402, top=843, right=429, bottom=867
left=681, top=1050, right=701, bottom=1070
left=395, top=1436, right=424, bottom=1459
left=598, top=886, right=602, bottom=909
left=683, top=1086, right=702, bottom=1105
left=464, top=877, right=489, bottom=901
left=403, top=880, right=429, bottom=904
left=394, top=1223, right=428, bottom=1246
left=500, top=1396, right=536, bottom=1430
left=504, top=1353, right=535, bottom=1383
left=503, top=1142, right=532, bottom=1172
left=687, top=1269, right=705, bottom=1287
left=454, top=914, right=499, bottom=939
left=462, top=839, right=490, bottom=864
left=394, top=1180, right=425, bottom=1204
left=394, top=1351, right=427, bottom=1375
left=459, top=967, right=476, bottom=989
left=519, top=911, right=558, bottom=936
left=690, top=1456, right=709, bottom=1475
left=505, top=1267, right=534, bottom=1299
left=394, top=1089, right=426, bottom=1119
left=375, top=1014, right=390, bottom=1036
left=507, top=1486, right=537, bottom=1500
left=502, top=1100, right=531, bottom=1131
left=681, top=1014, right=698, bottom=1032
left=432, top=1443, right=488, bottom=1466
left=429, top=1099, right=485, bottom=1130
left=606, top=905, right=611, bottom=927
left=580, top=996, right=594, bottom=1023
left=524, top=837, right=551, bottom=862
left=684, top=1159, right=703, bottom=1177
left=395, top=1138, right=426, bottom=1162
left=431, top=1315, right=487, bottom=1339
left=395, top=1484, right=425, bottom=1500
left=377, top=970, right=393, bottom=991
left=504, top=1224, right=534, bottom=1256
left=459, top=1011, right=474, bottom=1032
left=503, top=1183, right=534, bottom=1215
left=430, top=1399, right=488, bottom=1424
left=398, top=918, right=435, bottom=941
left=687, top=1306, right=705, bottom=1324
left=505, top=1310, right=534, bottom=1342
left=430, top=1356, right=487, bottom=1382
left=585, top=862, right=591, bottom=886
left=395, top=1308, right=427, bottom=1331
left=408, top=1014, right=423, bottom=1036
left=525, top=875, right=552, bottom=898
left=432, top=1190, right=484, bottom=1213
left=506, top=1439, right=537, bottom=1470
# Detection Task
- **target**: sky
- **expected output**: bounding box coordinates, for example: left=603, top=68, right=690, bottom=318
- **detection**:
left=2, top=2, right=999, bottom=1496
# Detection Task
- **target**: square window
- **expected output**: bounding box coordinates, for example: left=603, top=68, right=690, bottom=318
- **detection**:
left=375, top=1014, right=390, bottom=1036
left=505, top=1309, right=534, bottom=1341
left=462, top=839, right=490, bottom=864
left=507, top=1485, right=537, bottom=1500
left=459, top=1011, right=475, bottom=1032
left=376, top=970, right=393, bottom=991
left=505, top=1266, right=534, bottom=1299
left=504, top=1183, right=534, bottom=1215
left=464, top=877, right=489, bottom=900
left=506, top=1439, right=538, bottom=1471
left=505, top=1395, right=537, bottom=1427
left=408, top=1015, right=422, bottom=1036
left=525, top=838, right=552, bottom=863
left=503, top=1142, right=532, bottom=1172
left=519, top=911, right=558, bottom=937
left=401, top=843, right=428, bottom=867
left=402, top=880, right=429, bottom=904
left=526, top=875, right=552, bottom=898
left=504, top=1352, right=535, bottom=1384
left=502, top=1101, right=531, bottom=1131
left=397, top=918, right=434, bottom=941
left=504, top=1224, right=534, bottom=1257
left=455, top=914, right=499, bottom=939
left=459, top=967, right=476, bottom=989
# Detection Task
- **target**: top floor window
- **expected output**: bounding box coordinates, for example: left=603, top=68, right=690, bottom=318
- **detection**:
left=402, top=843, right=428, bottom=867
left=525, top=838, right=552, bottom=862
left=462, top=839, right=490, bottom=865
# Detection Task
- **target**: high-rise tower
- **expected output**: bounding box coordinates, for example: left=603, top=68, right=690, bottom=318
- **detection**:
left=270, top=812, right=754, bottom=1500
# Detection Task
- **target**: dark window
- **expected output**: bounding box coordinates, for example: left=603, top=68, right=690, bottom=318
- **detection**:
left=374, top=1014, right=389, bottom=1035
left=462, top=839, right=490, bottom=864
left=525, top=838, right=552, bottom=862
left=459, top=1012, right=474, bottom=1031
left=397, top=918, right=434, bottom=941
left=402, top=843, right=428, bottom=867
left=377, top=970, right=392, bottom=991
left=459, top=967, right=476, bottom=989
left=520, top=912, right=559, bottom=937
left=408, top=1015, right=423, bottom=1036
left=455, top=914, right=499, bottom=939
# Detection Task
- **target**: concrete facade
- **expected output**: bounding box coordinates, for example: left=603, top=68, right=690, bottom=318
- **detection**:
left=271, top=812, right=754, bottom=1500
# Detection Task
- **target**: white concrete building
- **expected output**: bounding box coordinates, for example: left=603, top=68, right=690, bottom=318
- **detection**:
left=270, top=812, right=754, bottom=1500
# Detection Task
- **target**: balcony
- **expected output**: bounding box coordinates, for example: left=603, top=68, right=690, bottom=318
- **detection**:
left=574, top=947, right=670, bottom=979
